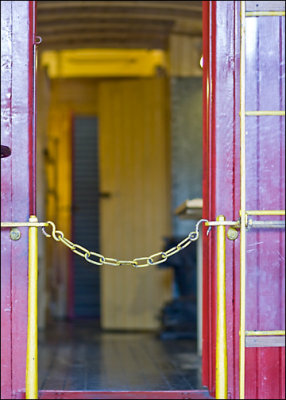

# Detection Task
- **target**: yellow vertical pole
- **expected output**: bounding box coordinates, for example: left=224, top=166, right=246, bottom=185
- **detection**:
left=239, top=2, right=246, bottom=399
left=26, top=215, right=38, bottom=399
left=216, top=215, right=228, bottom=399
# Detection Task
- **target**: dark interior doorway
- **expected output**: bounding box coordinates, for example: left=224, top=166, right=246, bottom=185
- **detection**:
left=72, top=116, right=100, bottom=318
left=36, top=1, right=206, bottom=395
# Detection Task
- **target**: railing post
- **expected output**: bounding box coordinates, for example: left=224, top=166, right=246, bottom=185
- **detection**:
left=26, top=215, right=38, bottom=399
left=216, top=215, right=228, bottom=399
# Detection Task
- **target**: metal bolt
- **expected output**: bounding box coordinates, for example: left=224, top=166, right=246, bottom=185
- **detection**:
left=10, top=228, right=21, bottom=241
left=227, top=227, right=239, bottom=241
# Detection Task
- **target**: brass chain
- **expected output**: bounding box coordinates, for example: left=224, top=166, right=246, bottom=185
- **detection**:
left=42, top=219, right=208, bottom=268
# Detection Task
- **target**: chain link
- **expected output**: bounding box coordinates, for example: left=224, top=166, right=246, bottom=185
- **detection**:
left=42, top=219, right=208, bottom=268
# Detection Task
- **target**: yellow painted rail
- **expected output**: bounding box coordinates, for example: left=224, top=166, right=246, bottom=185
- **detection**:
left=245, top=330, right=285, bottom=336
left=216, top=215, right=228, bottom=399
left=1, top=217, right=40, bottom=398
left=246, top=11, right=285, bottom=17
left=26, top=216, right=39, bottom=399
left=246, top=210, right=285, bottom=216
left=1, top=214, right=234, bottom=399
left=245, top=111, right=285, bottom=116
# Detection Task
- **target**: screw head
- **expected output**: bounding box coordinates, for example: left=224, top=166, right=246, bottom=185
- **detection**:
left=227, top=227, right=239, bottom=241
left=10, top=228, right=21, bottom=241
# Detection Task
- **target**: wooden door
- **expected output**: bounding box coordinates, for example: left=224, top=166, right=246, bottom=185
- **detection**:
left=98, top=78, right=173, bottom=330
left=1, top=1, right=35, bottom=398
left=202, top=2, right=285, bottom=399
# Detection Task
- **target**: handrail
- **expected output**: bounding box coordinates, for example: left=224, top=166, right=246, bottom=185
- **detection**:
left=26, top=216, right=39, bottom=399
left=1, top=215, right=231, bottom=399
left=216, top=216, right=228, bottom=399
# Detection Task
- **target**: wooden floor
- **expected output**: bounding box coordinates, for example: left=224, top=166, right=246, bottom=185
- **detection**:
left=39, top=320, right=203, bottom=391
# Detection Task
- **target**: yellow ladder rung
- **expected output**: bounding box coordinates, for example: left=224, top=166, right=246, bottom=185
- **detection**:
left=1, top=222, right=48, bottom=228
left=246, top=210, right=285, bottom=216
left=245, top=330, right=285, bottom=336
left=246, top=11, right=285, bottom=17
left=244, top=111, right=285, bottom=116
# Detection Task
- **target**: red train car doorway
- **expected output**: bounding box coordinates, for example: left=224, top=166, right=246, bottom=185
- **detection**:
left=1, top=1, right=285, bottom=399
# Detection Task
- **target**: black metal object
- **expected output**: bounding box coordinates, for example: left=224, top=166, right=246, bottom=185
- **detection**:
left=1, top=145, right=11, bottom=158
left=158, top=237, right=197, bottom=340
left=160, top=236, right=197, bottom=296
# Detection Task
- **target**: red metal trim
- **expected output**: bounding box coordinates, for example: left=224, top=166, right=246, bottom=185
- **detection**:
left=28, top=1, right=36, bottom=215
left=202, top=2, right=216, bottom=396
left=202, top=0, right=210, bottom=390
left=209, top=4, right=217, bottom=396
left=17, top=390, right=213, bottom=400
left=202, top=2, right=240, bottom=398
left=233, top=4, right=241, bottom=397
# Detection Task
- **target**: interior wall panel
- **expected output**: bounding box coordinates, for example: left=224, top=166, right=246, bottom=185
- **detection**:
left=44, top=79, right=99, bottom=318
left=99, top=78, right=172, bottom=330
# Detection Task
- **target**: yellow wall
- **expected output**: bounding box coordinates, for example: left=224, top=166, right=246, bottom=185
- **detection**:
left=37, top=66, right=50, bottom=327
left=44, top=78, right=100, bottom=318
left=41, top=49, right=168, bottom=78
left=42, top=75, right=172, bottom=328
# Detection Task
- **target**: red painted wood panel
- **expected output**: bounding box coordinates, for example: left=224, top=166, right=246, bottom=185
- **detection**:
left=202, top=0, right=211, bottom=390
left=203, top=2, right=238, bottom=397
left=203, top=1, right=285, bottom=399
left=202, top=1, right=217, bottom=395
left=244, top=6, right=285, bottom=399
left=1, top=1, right=35, bottom=399
left=1, top=2, right=13, bottom=398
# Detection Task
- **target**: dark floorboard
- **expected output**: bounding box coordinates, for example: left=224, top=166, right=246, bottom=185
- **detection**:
left=39, top=320, right=203, bottom=391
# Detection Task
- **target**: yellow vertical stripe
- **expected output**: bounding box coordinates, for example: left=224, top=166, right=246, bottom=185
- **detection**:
left=216, top=216, right=228, bottom=399
left=26, top=216, right=38, bottom=399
